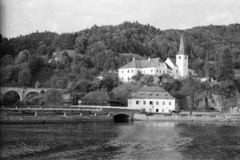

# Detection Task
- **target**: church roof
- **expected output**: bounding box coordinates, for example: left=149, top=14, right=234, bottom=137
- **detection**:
left=177, top=34, right=186, bottom=55
left=169, top=58, right=177, bottom=66
left=120, top=58, right=163, bottom=69
left=165, top=63, right=173, bottom=70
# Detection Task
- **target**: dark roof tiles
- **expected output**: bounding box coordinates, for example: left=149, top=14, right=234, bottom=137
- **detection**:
left=130, top=86, right=175, bottom=99
left=80, top=90, right=119, bottom=102
left=120, top=58, right=163, bottom=69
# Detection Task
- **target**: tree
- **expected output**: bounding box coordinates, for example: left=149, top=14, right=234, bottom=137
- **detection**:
left=132, top=71, right=143, bottom=82
left=219, top=48, right=235, bottom=82
left=35, top=81, right=40, bottom=88
left=100, top=75, right=116, bottom=91
left=16, top=50, right=29, bottom=64
left=18, top=68, right=32, bottom=87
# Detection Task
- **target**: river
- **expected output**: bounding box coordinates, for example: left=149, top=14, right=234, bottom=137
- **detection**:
left=1, top=121, right=240, bottom=160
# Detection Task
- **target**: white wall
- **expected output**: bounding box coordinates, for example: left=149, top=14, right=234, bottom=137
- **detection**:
left=140, top=67, right=156, bottom=75
left=176, top=55, right=188, bottom=77
left=128, top=98, right=175, bottom=113
left=165, top=58, right=178, bottom=77
left=119, top=68, right=139, bottom=82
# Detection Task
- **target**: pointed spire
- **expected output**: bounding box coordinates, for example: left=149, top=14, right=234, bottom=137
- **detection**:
left=177, top=33, right=185, bottom=55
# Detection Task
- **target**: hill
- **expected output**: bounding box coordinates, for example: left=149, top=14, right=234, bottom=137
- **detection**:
left=1, top=22, right=240, bottom=111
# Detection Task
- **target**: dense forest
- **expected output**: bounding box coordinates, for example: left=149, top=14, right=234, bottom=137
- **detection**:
left=1, top=22, right=240, bottom=110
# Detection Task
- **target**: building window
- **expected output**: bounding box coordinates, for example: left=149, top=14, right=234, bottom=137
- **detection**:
left=156, top=101, right=159, bottom=105
left=140, top=93, right=143, bottom=96
left=176, top=70, right=178, bottom=73
left=149, top=93, right=152, bottom=96
left=179, top=56, right=181, bottom=59
left=156, top=109, right=159, bottom=112
left=132, top=70, right=133, bottom=73
left=136, top=101, right=139, bottom=105
left=122, top=77, right=123, bottom=80
left=157, top=70, right=158, bottom=73
left=122, top=71, right=123, bottom=73
left=150, top=101, right=153, bottom=105
left=163, top=101, right=165, bottom=105
left=162, top=109, right=164, bottom=112
left=151, top=69, right=153, bottom=72
left=144, top=101, right=146, bottom=105
left=185, top=56, right=187, bottom=59
left=128, top=70, right=129, bottom=73
left=156, top=94, right=159, bottom=96
left=165, top=94, right=168, bottom=97
left=169, top=102, right=171, bottom=105
left=160, top=70, right=161, bottom=73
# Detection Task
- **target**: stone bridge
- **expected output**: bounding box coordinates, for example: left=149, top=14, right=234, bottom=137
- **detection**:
left=108, top=109, right=139, bottom=121
left=0, top=87, right=59, bottom=101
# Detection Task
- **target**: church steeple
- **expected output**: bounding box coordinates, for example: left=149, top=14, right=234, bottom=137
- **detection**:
left=177, top=34, right=185, bottom=55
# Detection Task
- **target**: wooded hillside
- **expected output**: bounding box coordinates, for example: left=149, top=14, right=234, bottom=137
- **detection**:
left=1, top=22, right=240, bottom=89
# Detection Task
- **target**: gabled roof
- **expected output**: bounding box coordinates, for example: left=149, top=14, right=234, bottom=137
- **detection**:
left=165, top=63, right=172, bottom=70
left=169, top=58, right=176, bottom=66
left=120, top=58, right=164, bottom=69
left=130, top=86, right=175, bottom=99
left=119, top=60, right=142, bottom=69
left=80, top=90, right=119, bottom=102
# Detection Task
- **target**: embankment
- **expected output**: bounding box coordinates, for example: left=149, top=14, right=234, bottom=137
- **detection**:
left=0, top=109, right=113, bottom=124
left=134, top=113, right=240, bottom=122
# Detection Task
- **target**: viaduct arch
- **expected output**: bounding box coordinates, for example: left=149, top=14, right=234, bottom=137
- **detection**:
left=0, top=87, right=48, bottom=101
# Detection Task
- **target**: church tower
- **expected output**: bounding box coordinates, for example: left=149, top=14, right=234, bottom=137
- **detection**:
left=176, top=34, right=188, bottom=77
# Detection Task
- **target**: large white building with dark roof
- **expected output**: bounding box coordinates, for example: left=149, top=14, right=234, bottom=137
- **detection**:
left=128, top=86, right=176, bottom=113
left=118, top=34, right=197, bottom=82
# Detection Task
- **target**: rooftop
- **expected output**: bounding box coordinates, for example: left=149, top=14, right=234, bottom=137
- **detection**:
left=176, top=34, right=186, bottom=56
left=120, top=58, right=164, bottom=69
left=80, top=90, right=119, bottom=102
left=130, top=86, right=175, bottom=99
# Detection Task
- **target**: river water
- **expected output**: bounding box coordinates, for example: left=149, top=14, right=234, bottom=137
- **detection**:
left=1, top=121, right=240, bottom=160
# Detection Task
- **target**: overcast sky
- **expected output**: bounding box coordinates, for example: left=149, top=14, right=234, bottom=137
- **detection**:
left=1, top=0, right=240, bottom=38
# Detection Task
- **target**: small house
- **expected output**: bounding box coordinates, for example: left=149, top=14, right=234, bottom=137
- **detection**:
left=79, top=90, right=121, bottom=106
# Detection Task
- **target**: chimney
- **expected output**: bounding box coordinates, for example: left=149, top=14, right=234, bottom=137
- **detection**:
left=148, top=57, right=151, bottom=62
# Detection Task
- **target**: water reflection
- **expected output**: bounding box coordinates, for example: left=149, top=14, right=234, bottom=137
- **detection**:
left=1, top=121, right=240, bottom=160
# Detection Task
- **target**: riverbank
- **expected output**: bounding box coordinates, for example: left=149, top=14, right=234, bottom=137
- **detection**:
left=133, top=113, right=240, bottom=122
left=1, top=108, right=240, bottom=124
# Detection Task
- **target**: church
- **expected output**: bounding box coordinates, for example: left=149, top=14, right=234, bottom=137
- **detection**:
left=118, top=34, right=197, bottom=82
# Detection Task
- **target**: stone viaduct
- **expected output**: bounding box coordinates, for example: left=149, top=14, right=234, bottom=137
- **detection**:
left=0, top=87, right=49, bottom=101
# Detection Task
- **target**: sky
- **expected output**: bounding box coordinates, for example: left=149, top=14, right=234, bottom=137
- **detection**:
left=1, top=0, right=240, bottom=38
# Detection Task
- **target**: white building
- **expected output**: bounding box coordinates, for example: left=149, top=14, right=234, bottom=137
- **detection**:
left=128, top=86, right=176, bottom=113
left=118, top=34, right=197, bottom=83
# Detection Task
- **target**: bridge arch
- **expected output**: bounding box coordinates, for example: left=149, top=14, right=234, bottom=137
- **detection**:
left=2, top=90, right=21, bottom=105
left=113, top=113, right=132, bottom=121
left=25, top=91, right=40, bottom=98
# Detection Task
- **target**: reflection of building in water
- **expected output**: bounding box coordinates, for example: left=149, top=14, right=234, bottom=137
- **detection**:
left=147, top=122, right=176, bottom=127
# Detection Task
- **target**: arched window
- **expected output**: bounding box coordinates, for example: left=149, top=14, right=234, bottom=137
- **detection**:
left=179, top=56, right=181, bottom=59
